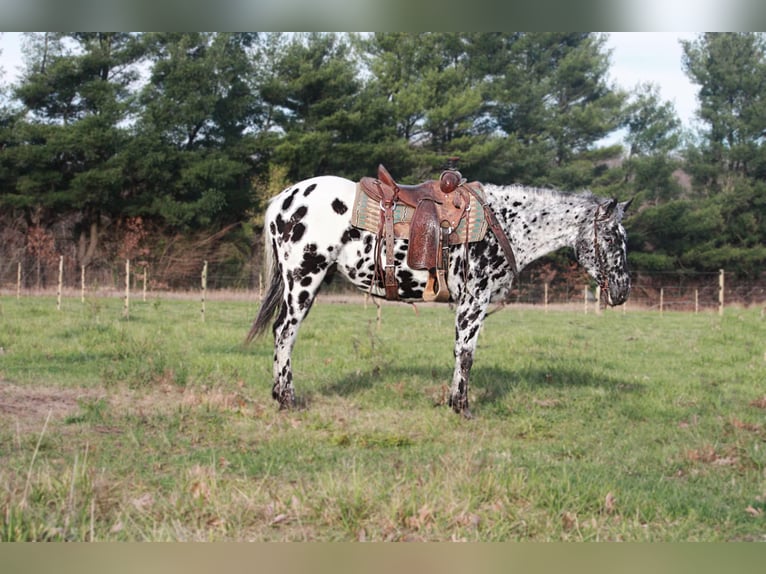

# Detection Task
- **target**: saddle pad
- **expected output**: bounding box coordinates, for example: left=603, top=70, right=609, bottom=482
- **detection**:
left=351, top=182, right=490, bottom=245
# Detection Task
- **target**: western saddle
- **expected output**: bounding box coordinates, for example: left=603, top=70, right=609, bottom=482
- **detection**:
left=355, top=164, right=517, bottom=302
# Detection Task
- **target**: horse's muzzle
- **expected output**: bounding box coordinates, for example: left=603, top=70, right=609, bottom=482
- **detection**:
left=607, top=279, right=631, bottom=307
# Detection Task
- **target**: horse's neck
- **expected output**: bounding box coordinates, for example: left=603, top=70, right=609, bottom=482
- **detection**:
left=485, top=185, right=589, bottom=270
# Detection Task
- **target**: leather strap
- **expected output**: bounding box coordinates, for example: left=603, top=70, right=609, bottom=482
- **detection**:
left=383, top=195, right=398, bottom=300
left=373, top=178, right=400, bottom=300
left=466, top=186, right=518, bottom=276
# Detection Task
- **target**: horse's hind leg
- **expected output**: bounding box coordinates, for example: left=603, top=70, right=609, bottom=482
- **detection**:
left=271, top=251, right=331, bottom=409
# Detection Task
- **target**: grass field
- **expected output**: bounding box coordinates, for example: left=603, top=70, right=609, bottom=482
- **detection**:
left=0, top=293, right=764, bottom=541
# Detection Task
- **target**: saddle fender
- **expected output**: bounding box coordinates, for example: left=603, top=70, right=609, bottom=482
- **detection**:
left=407, top=198, right=441, bottom=271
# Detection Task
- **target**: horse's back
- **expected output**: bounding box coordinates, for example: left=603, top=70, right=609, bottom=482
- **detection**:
left=268, top=175, right=355, bottom=207
left=266, top=175, right=354, bottom=221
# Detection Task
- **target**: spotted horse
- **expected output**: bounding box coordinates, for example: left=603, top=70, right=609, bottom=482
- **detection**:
left=246, top=170, right=631, bottom=418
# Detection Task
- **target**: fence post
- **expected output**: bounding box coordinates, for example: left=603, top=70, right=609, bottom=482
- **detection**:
left=16, top=261, right=21, bottom=299
left=659, top=288, right=664, bottom=316
left=123, top=259, right=130, bottom=319
left=57, top=256, right=64, bottom=311
left=694, top=289, right=699, bottom=314
left=201, top=260, right=208, bottom=322
left=595, top=285, right=602, bottom=315
left=544, top=283, right=549, bottom=313
left=142, top=267, right=147, bottom=302
left=583, top=286, right=588, bottom=314
left=718, top=269, right=724, bottom=316
left=81, top=265, right=85, bottom=303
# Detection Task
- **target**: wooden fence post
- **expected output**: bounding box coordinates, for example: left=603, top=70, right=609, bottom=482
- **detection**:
left=57, top=256, right=63, bottom=311
left=201, top=260, right=208, bottom=322
left=544, top=283, right=549, bottom=313
left=124, top=259, right=130, bottom=318
left=718, top=269, right=724, bottom=316
left=659, top=288, right=664, bottom=316
left=81, top=265, right=85, bottom=303
left=694, top=289, right=699, bottom=314
left=16, top=261, right=21, bottom=299
left=142, top=267, right=147, bottom=302
left=595, top=285, right=602, bottom=315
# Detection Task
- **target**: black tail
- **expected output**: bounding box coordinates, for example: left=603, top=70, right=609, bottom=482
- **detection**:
left=245, top=243, right=283, bottom=344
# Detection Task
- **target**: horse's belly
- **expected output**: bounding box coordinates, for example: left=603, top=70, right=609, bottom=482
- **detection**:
left=337, top=235, right=429, bottom=301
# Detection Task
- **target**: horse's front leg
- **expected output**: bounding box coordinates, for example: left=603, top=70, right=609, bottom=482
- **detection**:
left=449, top=288, right=490, bottom=418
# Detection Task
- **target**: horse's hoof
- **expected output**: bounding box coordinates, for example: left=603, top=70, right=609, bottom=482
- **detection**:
left=275, top=392, right=296, bottom=411
left=449, top=397, right=471, bottom=418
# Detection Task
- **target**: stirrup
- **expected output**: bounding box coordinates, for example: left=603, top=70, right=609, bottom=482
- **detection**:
left=423, top=270, right=449, bottom=302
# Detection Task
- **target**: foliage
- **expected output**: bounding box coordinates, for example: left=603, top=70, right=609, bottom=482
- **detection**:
left=0, top=32, right=765, bottom=279
left=682, top=33, right=766, bottom=180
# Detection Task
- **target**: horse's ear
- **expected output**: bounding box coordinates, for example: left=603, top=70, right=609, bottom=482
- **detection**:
left=600, top=198, right=618, bottom=218
left=618, top=197, right=633, bottom=217
left=602, top=197, right=632, bottom=220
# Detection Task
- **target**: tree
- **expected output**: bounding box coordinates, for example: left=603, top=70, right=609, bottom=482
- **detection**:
left=6, top=32, right=146, bottom=266
left=260, top=33, right=363, bottom=181
left=132, top=32, right=259, bottom=228
left=484, top=33, right=626, bottom=186
left=621, top=82, right=684, bottom=203
left=674, top=33, right=766, bottom=275
left=682, top=33, right=766, bottom=180
left=623, top=83, right=682, bottom=158
left=358, top=33, right=489, bottom=178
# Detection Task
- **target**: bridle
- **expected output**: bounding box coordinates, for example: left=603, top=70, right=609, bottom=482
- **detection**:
left=592, top=203, right=611, bottom=301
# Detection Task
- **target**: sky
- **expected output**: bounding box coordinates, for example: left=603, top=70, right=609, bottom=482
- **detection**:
left=604, top=32, right=698, bottom=130
left=0, top=32, right=700, bottom=132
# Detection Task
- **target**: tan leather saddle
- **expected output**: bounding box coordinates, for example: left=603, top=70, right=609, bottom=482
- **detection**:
left=355, top=164, right=518, bottom=302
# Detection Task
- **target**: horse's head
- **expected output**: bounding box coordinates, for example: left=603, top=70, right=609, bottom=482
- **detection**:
left=575, top=198, right=632, bottom=306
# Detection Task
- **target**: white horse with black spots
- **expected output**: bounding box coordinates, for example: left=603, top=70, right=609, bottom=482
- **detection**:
left=247, top=175, right=631, bottom=418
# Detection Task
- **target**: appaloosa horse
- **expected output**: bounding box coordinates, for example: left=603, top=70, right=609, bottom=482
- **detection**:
left=247, top=175, right=631, bottom=417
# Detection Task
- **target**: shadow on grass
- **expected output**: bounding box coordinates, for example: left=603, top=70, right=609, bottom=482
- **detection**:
left=318, top=362, right=644, bottom=411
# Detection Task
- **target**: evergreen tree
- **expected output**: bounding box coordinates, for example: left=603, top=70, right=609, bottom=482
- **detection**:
left=485, top=33, right=626, bottom=186
left=4, top=32, right=145, bottom=265
left=261, top=32, right=362, bottom=180
left=677, top=33, right=766, bottom=275
left=133, top=32, right=259, bottom=228
left=682, top=32, right=766, bottom=181
left=621, top=82, right=683, bottom=204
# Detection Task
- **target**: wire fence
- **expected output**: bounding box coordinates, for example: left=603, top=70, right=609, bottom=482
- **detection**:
left=1, top=256, right=765, bottom=315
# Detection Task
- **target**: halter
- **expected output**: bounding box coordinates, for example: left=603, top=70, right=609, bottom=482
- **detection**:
left=592, top=203, right=611, bottom=301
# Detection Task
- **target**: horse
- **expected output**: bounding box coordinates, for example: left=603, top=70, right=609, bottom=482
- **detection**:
left=246, top=175, right=631, bottom=418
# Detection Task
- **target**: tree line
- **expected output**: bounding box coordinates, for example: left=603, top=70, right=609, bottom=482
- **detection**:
left=1, top=32, right=765, bottom=286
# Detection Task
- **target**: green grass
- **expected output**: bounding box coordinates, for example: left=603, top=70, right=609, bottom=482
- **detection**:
left=1, top=294, right=765, bottom=541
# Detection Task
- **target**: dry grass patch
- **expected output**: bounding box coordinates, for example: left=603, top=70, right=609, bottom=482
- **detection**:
left=0, top=381, right=104, bottom=434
